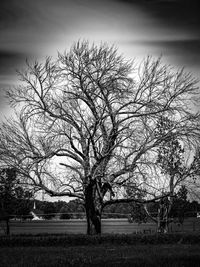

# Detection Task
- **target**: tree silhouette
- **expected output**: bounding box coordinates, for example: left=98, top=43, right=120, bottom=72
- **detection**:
left=0, top=168, right=32, bottom=235
left=0, top=41, right=199, bottom=234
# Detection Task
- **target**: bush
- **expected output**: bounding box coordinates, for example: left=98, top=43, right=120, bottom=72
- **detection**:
left=60, top=213, right=71, bottom=220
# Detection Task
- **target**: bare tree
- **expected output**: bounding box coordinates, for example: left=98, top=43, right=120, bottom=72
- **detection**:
left=141, top=117, right=200, bottom=233
left=0, top=41, right=199, bottom=234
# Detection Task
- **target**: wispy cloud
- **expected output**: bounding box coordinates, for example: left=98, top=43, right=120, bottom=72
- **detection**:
left=0, top=51, right=26, bottom=74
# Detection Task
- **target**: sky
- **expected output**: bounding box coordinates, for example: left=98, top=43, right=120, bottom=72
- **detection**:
left=0, top=0, right=200, bottom=115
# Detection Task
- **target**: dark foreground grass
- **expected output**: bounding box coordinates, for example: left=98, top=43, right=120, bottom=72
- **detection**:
left=1, top=232, right=200, bottom=246
left=1, top=244, right=200, bottom=267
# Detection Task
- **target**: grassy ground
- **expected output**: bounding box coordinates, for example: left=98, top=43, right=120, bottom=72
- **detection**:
left=1, top=244, right=200, bottom=267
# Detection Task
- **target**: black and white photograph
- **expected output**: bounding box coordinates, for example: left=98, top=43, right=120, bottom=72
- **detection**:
left=0, top=0, right=200, bottom=266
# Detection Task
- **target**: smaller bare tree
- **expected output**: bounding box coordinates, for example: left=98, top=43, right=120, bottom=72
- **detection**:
left=139, top=117, right=200, bottom=232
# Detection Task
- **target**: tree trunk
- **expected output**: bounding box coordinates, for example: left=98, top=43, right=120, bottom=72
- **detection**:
left=85, top=207, right=101, bottom=235
left=85, top=180, right=102, bottom=235
left=157, top=197, right=170, bottom=233
left=6, top=218, right=10, bottom=236
left=157, top=217, right=168, bottom=233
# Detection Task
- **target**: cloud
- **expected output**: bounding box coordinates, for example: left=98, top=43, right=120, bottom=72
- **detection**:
left=118, top=0, right=200, bottom=31
left=0, top=0, right=199, bottom=87
left=0, top=51, right=26, bottom=74
left=0, top=51, right=27, bottom=112
left=140, top=39, right=200, bottom=68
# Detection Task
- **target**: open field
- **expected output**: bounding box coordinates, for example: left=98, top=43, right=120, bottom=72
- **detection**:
left=0, top=219, right=156, bottom=235
left=1, top=233, right=200, bottom=266
left=1, top=218, right=200, bottom=235
left=1, top=244, right=200, bottom=266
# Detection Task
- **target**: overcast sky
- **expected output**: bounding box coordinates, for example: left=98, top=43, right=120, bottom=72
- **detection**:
left=0, top=0, right=200, bottom=116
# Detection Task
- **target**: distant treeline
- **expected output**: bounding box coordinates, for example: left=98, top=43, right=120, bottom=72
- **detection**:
left=7, top=197, right=200, bottom=221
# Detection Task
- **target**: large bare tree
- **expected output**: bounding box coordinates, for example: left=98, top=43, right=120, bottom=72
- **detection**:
left=0, top=41, right=199, bottom=234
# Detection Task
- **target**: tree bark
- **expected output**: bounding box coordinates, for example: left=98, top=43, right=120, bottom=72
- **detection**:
left=157, top=198, right=170, bottom=233
left=157, top=177, right=174, bottom=233
left=85, top=180, right=102, bottom=235
left=6, top=218, right=10, bottom=236
left=85, top=207, right=101, bottom=235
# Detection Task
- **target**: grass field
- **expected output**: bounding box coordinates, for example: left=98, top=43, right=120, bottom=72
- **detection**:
left=1, top=233, right=200, bottom=266
left=1, top=244, right=200, bottom=266
left=1, top=218, right=200, bottom=235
